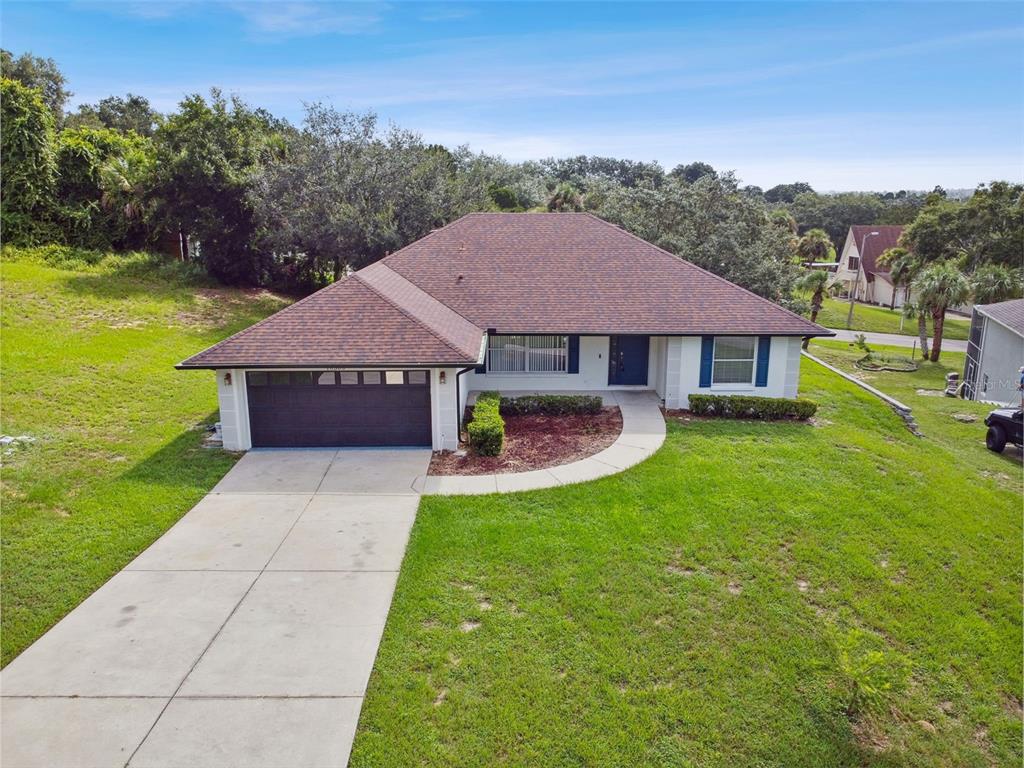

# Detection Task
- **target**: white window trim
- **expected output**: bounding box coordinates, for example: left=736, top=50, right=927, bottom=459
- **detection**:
left=486, top=334, right=569, bottom=375
left=710, top=336, right=758, bottom=389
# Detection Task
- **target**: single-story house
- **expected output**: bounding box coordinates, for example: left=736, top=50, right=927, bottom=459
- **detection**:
left=962, top=298, right=1024, bottom=406
left=179, top=213, right=831, bottom=451
left=828, top=225, right=909, bottom=308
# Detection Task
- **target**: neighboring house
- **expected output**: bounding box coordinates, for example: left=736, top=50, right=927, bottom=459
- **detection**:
left=179, top=213, right=831, bottom=451
left=962, top=298, right=1024, bottom=406
left=828, top=225, right=909, bottom=308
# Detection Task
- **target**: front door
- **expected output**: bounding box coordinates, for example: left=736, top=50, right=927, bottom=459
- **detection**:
left=608, top=335, right=649, bottom=385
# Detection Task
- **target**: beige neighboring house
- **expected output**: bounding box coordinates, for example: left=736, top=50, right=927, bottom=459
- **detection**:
left=828, top=225, right=909, bottom=308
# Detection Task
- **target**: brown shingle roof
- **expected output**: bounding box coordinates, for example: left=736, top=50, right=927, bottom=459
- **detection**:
left=180, top=212, right=829, bottom=369
left=849, top=225, right=904, bottom=278
left=178, top=272, right=483, bottom=368
left=977, top=298, right=1024, bottom=337
left=383, top=213, right=827, bottom=335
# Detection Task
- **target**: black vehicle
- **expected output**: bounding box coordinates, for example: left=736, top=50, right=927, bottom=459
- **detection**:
left=984, top=407, right=1024, bottom=453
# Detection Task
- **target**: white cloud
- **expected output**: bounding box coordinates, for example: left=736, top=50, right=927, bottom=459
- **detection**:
left=228, top=1, right=387, bottom=38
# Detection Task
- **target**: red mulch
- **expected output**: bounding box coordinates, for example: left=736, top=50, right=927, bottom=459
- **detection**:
left=429, top=407, right=623, bottom=476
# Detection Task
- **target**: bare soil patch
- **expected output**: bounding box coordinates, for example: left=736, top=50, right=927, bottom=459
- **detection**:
left=429, top=407, right=622, bottom=475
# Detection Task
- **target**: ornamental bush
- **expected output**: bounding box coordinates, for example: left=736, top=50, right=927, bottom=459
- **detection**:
left=688, top=394, right=817, bottom=420
left=467, top=391, right=504, bottom=456
left=499, top=394, right=602, bottom=416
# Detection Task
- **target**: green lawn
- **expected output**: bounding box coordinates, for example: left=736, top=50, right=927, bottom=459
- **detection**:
left=352, top=354, right=1022, bottom=766
left=812, top=297, right=971, bottom=341
left=0, top=247, right=289, bottom=665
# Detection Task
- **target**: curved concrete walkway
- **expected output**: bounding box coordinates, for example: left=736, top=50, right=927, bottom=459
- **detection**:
left=412, top=390, right=666, bottom=495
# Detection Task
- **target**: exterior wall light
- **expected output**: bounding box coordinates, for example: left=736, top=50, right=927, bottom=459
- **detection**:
left=438, top=371, right=446, bottom=385
left=224, top=372, right=232, bottom=386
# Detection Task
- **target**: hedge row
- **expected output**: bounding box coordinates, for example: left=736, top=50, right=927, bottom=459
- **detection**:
left=499, top=394, right=603, bottom=416
left=688, top=394, right=818, bottom=420
left=467, top=391, right=505, bottom=456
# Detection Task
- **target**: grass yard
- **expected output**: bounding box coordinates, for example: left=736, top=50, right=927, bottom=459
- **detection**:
left=351, top=354, right=1022, bottom=766
left=0, top=246, right=289, bottom=665
left=812, top=297, right=971, bottom=341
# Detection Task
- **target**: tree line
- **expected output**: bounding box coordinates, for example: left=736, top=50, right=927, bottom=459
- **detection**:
left=2, top=48, right=1021, bottom=350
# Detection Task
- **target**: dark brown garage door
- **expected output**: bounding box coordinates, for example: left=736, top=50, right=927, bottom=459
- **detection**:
left=246, top=370, right=431, bottom=447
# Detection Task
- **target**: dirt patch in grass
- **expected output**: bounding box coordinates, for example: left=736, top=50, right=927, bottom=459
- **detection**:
left=429, top=407, right=622, bottom=475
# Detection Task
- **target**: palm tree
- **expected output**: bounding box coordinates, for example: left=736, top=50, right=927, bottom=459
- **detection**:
left=877, top=247, right=917, bottom=311
left=546, top=182, right=583, bottom=212
left=795, top=228, right=835, bottom=266
left=971, top=264, right=1023, bottom=305
left=913, top=261, right=971, bottom=362
left=796, top=269, right=829, bottom=349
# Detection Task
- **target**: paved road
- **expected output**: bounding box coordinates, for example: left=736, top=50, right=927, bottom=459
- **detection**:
left=1, top=448, right=431, bottom=768
left=825, top=328, right=968, bottom=354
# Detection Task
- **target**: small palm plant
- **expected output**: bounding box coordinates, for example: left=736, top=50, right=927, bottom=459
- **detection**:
left=834, top=629, right=911, bottom=718
left=796, top=269, right=829, bottom=349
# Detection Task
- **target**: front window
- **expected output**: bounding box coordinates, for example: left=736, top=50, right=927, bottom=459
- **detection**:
left=712, top=336, right=756, bottom=385
left=487, top=335, right=568, bottom=373
left=848, top=255, right=860, bottom=272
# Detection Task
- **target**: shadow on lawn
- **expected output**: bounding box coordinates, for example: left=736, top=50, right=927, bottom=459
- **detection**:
left=118, top=412, right=240, bottom=490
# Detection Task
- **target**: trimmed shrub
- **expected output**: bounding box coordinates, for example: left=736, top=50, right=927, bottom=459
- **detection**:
left=688, top=394, right=817, bottom=420
left=466, top=391, right=504, bottom=456
left=499, top=394, right=602, bottom=417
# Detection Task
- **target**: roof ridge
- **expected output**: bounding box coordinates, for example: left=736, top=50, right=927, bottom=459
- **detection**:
left=582, top=213, right=826, bottom=333
left=352, top=268, right=481, bottom=361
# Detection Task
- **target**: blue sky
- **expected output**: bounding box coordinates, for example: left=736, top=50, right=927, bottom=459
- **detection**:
left=3, top=1, right=1023, bottom=190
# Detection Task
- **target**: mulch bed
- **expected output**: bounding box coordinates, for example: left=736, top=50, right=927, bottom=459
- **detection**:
left=429, top=407, right=623, bottom=476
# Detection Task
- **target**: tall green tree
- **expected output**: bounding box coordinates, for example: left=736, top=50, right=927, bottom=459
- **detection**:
left=0, top=77, right=57, bottom=244
left=669, top=161, right=716, bottom=184
left=970, top=264, right=1023, bottom=305
left=796, top=269, right=829, bottom=348
left=957, top=181, right=1024, bottom=269
left=913, top=261, right=970, bottom=362
left=597, top=174, right=802, bottom=305
left=0, top=50, right=71, bottom=124
left=795, top=228, right=835, bottom=265
left=53, top=126, right=154, bottom=249
left=789, top=192, right=886, bottom=249
left=149, top=90, right=286, bottom=284
left=67, top=93, right=161, bottom=137
left=250, top=107, right=484, bottom=289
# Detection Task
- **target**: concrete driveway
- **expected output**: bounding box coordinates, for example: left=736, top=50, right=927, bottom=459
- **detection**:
left=1, top=448, right=430, bottom=768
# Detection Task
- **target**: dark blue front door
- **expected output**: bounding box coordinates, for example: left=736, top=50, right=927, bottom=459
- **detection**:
left=608, top=335, right=649, bottom=385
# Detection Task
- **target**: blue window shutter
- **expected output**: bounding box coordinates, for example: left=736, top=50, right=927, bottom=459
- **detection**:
left=699, top=336, right=714, bottom=387
left=568, top=335, right=580, bottom=374
left=755, top=336, right=771, bottom=387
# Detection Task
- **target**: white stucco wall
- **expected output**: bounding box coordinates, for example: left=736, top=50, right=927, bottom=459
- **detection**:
left=662, top=336, right=803, bottom=409
left=976, top=318, right=1024, bottom=406
left=215, top=368, right=251, bottom=451
left=464, top=335, right=614, bottom=392
left=431, top=367, right=461, bottom=451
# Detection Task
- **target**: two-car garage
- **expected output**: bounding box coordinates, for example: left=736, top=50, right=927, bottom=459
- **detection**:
left=245, top=370, right=432, bottom=448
